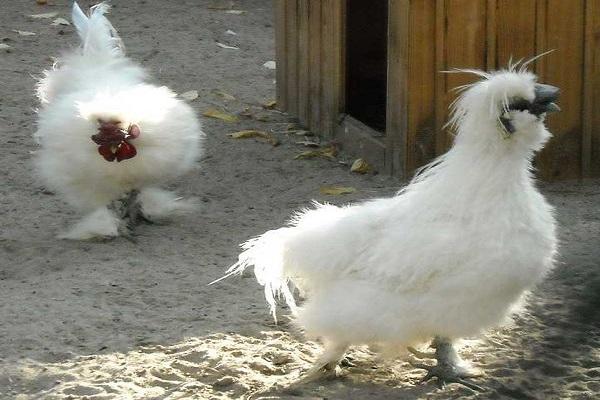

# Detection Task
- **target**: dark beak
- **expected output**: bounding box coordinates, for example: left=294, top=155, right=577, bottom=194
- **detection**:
left=532, top=84, right=560, bottom=114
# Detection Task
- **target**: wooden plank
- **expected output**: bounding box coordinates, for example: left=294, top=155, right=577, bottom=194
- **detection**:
left=285, top=0, right=299, bottom=117
left=495, top=0, right=537, bottom=67
left=536, top=0, right=584, bottom=180
left=406, top=0, right=437, bottom=173
left=434, top=0, right=447, bottom=156
left=320, top=0, right=345, bottom=138
left=297, top=0, right=310, bottom=126
left=438, top=0, right=488, bottom=152
left=274, top=0, right=287, bottom=111
left=308, top=0, right=322, bottom=134
left=486, top=0, right=497, bottom=69
left=583, top=0, right=600, bottom=177
left=386, top=0, right=410, bottom=178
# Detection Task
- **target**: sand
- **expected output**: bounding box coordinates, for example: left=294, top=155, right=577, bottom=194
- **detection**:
left=1, top=1, right=599, bottom=399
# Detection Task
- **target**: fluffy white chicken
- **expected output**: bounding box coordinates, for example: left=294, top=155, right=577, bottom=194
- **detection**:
left=34, top=2, right=203, bottom=239
left=222, top=66, right=559, bottom=388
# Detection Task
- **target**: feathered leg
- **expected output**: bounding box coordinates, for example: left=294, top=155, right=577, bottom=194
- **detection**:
left=295, top=341, right=348, bottom=384
left=108, top=189, right=152, bottom=237
left=408, top=336, right=484, bottom=392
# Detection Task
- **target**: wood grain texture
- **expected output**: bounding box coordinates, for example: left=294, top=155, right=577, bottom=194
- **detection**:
left=438, top=0, right=488, bottom=151
left=495, top=0, right=537, bottom=67
left=406, top=0, right=437, bottom=173
left=308, top=0, right=322, bottom=134
left=320, top=0, right=345, bottom=138
left=583, top=0, right=600, bottom=177
left=297, top=0, right=310, bottom=126
left=386, top=0, right=410, bottom=177
left=274, top=0, right=287, bottom=111
left=285, top=0, right=299, bottom=117
left=537, top=0, right=584, bottom=180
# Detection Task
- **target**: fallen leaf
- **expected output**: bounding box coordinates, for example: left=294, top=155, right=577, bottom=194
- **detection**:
left=225, top=10, right=246, bottom=14
left=295, top=140, right=320, bottom=147
left=36, top=0, right=48, bottom=4
left=29, top=12, right=58, bottom=19
left=263, top=61, right=276, bottom=70
left=294, top=145, right=337, bottom=160
left=212, top=89, right=236, bottom=101
left=350, top=158, right=371, bottom=174
left=180, top=90, right=199, bottom=101
left=228, top=130, right=279, bottom=146
left=0, top=43, right=12, bottom=52
left=216, top=42, right=239, bottom=50
left=13, top=30, right=36, bottom=36
left=319, top=186, right=356, bottom=195
left=262, top=100, right=276, bottom=109
left=203, top=108, right=239, bottom=123
left=51, top=17, right=71, bottom=26
left=225, top=29, right=237, bottom=35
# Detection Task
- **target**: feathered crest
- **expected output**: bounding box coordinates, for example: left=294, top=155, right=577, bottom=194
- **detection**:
left=442, top=51, right=554, bottom=136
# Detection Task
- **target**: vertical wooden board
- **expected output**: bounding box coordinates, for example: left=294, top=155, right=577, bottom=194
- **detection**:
left=495, top=0, right=537, bottom=67
left=297, top=0, right=310, bottom=127
left=320, top=0, right=344, bottom=138
left=275, top=0, right=287, bottom=111
left=308, top=0, right=322, bottom=134
left=438, top=0, right=488, bottom=151
left=434, top=0, right=447, bottom=155
left=536, top=0, right=584, bottom=180
left=583, top=0, right=600, bottom=177
left=406, top=0, right=437, bottom=173
left=386, top=0, right=410, bottom=178
left=285, top=0, right=299, bottom=117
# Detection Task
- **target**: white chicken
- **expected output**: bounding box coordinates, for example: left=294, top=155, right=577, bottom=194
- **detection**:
left=222, top=66, right=559, bottom=388
left=34, top=2, right=203, bottom=240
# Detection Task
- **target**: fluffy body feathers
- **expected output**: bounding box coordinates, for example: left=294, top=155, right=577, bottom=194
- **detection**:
left=227, top=69, right=558, bottom=357
left=35, top=3, right=203, bottom=239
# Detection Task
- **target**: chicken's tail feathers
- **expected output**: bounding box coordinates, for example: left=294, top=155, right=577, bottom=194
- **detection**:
left=72, top=2, right=124, bottom=57
left=210, top=228, right=297, bottom=321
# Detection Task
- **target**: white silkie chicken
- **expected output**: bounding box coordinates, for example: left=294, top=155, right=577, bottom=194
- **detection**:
left=34, top=2, right=203, bottom=239
left=221, top=66, right=559, bottom=389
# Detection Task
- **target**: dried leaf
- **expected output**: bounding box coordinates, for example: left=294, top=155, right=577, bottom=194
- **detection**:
left=0, top=43, right=12, bottom=52
left=320, top=186, right=356, bottom=195
left=203, top=108, right=239, bottom=123
left=51, top=17, right=71, bottom=26
left=13, top=30, right=36, bottom=36
left=262, top=100, right=276, bottom=109
left=263, top=61, right=276, bottom=70
left=29, top=12, right=58, bottom=19
left=216, top=42, right=239, bottom=50
left=36, top=0, right=48, bottom=4
left=295, top=140, right=320, bottom=147
left=294, top=145, right=337, bottom=160
left=225, top=29, right=237, bottom=35
left=180, top=90, right=199, bottom=101
left=229, top=130, right=279, bottom=146
left=350, top=158, right=371, bottom=174
left=212, top=89, right=236, bottom=101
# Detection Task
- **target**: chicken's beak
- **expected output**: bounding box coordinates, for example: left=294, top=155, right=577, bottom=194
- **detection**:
left=532, top=84, right=560, bottom=114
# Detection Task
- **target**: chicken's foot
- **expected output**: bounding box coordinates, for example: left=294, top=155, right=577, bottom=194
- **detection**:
left=408, top=336, right=484, bottom=392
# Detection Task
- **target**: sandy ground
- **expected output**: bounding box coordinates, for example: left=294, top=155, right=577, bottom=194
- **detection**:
left=1, top=1, right=600, bottom=399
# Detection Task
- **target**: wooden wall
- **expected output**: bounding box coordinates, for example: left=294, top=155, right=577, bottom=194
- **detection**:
left=275, top=0, right=600, bottom=180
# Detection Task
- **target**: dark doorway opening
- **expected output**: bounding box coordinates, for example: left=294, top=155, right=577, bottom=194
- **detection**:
left=345, top=0, right=388, bottom=133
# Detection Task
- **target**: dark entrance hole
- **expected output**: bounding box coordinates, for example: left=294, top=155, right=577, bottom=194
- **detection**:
left=345, top=0, right=388, bottom=133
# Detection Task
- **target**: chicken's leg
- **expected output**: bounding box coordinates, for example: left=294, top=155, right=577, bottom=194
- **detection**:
left=109, top=189, right=152, bottom=237
left=409, top=337, right=484, bottom=391
left=296, top=342, right=348, bottom=384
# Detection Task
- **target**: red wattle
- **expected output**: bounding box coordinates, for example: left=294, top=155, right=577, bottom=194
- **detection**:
left=115, top=141, right=137, bottom=162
